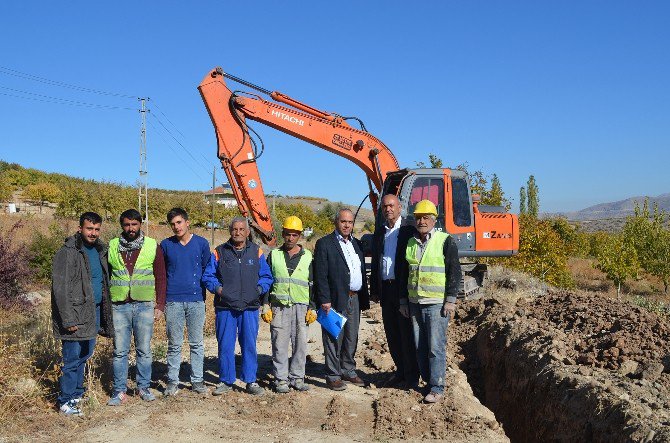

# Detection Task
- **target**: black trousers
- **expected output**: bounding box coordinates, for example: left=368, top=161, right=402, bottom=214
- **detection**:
left=381, top=279, right=418, bottom=383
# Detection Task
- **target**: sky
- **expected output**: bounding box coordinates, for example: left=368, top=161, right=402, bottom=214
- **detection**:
left=0, top=1, right=668, bottom=213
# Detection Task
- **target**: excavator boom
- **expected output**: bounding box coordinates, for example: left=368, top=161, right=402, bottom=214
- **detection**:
left=198, top=67, right=401, bottom=244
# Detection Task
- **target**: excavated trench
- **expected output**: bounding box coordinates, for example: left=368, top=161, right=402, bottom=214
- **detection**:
left=453, top=290, right=670, bottom=442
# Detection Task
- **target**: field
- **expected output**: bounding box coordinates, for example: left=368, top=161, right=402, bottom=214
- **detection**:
left=1, top=212, right=669, bottom=442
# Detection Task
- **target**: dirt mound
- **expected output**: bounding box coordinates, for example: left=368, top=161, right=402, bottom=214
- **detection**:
left=453, top=290, right=670, bottom=442
left=374, top=380, right=506, bottom=441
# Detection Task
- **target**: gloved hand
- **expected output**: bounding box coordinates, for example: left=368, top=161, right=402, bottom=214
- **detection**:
left=305, top=309, right=317, bottom=325
left=261, top=304, right=273, bottom=324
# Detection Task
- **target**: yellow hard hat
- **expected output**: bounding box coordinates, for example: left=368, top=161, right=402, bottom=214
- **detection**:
left=282, top=215, right=303, bottom=231
left=414, top=199, right=438, bottom=216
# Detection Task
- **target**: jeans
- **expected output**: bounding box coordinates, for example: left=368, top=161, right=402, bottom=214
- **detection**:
left=112, top=301, right=154, bottom=392
left=409, top=302, right=449, bottom=394
left=215, top=308, right=259, bottom=384
left=165, top=301, right=205, bottom=384
left=270, top=304, right=308, bottom=383
left=58, top=338, right=95, bottom=406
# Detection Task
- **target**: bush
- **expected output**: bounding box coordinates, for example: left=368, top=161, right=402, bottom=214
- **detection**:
left=0, top=221, right=31, bottom=309
left=28, top=223, right=67, bottom=283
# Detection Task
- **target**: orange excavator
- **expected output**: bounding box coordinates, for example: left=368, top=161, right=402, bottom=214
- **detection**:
left=198, top=67, right=518, bottom=297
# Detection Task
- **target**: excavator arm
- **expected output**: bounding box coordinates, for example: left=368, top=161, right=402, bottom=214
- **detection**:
left=198, top=67, right=400, bottom=245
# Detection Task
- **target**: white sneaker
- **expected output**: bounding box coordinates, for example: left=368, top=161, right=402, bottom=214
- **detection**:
left=59, top=400, right=83, bottom=417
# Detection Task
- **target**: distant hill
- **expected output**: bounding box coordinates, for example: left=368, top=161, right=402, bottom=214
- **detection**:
left=553, top=193, right=670, bottom=221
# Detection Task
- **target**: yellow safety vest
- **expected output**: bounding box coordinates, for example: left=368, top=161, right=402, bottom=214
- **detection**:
left=405, top=231, right=449, bottom=303
left=108, top=237, right=157, bottom=302
left=269, top=248, right=311, bottom=306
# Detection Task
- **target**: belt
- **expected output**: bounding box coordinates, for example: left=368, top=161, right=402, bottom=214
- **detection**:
left=382, top=279, right=395, bottom=284
left=348, top=290, right=358, bottom=297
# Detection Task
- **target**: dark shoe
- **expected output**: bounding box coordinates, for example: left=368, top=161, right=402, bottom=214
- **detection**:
left=342, top=375, right=365, bottom=387
left=290, top=380, right=310, bottom=392
left=191, top=382, right=208, bottom=395
left=326, top=379, right=347, bottom=391
left=212, top=383, right=232, bottom=396
left=274, top=381, right=290, bottom=394
left=384, top=373, right=405, bottom=387
left=164, top=382, right=179, bottom=397
left=246, top=382, right=265, bottom=396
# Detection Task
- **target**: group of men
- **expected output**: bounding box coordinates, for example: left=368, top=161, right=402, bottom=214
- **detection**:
left=51, top=196, right=460, bottom=417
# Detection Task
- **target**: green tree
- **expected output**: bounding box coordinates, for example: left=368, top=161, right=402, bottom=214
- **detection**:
left=507, top=215, right=574, bottom=288
left=526, top=175, right=539, bottom=217
left=24, top=182, right=61, bottom=213
left=519, top=186, right=527, bottom=214
left=483, top=173, right=511, bottom=210
left=55, top=184, right=88, bottom=218
left=415, top=153, right=443, bottom=168
left=596, top=234, right=639, bottom=298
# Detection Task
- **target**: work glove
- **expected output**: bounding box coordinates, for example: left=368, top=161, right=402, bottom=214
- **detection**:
left=305, top=309, right=317, bottom=325
left=261, top=304, right=273, bottom=324
left=441, top=302, right=456, bottom=320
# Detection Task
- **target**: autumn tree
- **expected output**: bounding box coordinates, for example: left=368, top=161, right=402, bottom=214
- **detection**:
left=484, top=174, right=511, bottom=210
left=0, top=177, right=12, bottom=202
left=596, top=234, right=639, bottom=298
left=507, top=215, right=574, bottom=288
left=24, top=182, right=61, bottom=213
left=519, top=186, right=526, bottom=214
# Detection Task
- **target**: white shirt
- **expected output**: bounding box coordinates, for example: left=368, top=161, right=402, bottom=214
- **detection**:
left=335, top=231, right=363, bottom=292
left=381, top=217, right=401, bottom=280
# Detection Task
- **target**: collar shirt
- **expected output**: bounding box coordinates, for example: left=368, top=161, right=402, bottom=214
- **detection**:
left=413, top=228, right=436, bottom=262
left=381, top=217, right=401, bottom=280
left=335, top=231, right=363, bottom=292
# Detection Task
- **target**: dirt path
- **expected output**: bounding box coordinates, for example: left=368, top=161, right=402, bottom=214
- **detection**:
left=70, top=306, right=506, bottom=442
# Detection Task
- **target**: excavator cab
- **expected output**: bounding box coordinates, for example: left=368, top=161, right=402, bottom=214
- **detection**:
left=380, top=168, right=477, bottom=255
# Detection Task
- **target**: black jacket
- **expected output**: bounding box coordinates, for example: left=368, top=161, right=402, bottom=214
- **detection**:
left=370, top=223, right=416, bottom=306
left=51, top=233, right=114, bottom=340
left=314, top=232, right=370, bottom=312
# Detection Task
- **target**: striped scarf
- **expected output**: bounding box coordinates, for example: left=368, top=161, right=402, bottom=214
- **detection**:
left=118, top=231, right=145, bottom=253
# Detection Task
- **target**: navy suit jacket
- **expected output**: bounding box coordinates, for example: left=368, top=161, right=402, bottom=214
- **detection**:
left=314, top=232, right=370, bottom=312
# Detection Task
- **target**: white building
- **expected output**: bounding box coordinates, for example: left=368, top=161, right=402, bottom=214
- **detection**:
left=203, top=183, right=237, bottom=208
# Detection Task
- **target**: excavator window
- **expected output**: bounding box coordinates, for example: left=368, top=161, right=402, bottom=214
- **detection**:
left=407, top=177, right=445, bottom=230
left=451, top=177, right=472, bottom=227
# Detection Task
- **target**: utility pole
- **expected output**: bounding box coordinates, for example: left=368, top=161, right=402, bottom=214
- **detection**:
left=211, top=166, right=216, bottom=246
left=138, top=97, right=149, bottom=233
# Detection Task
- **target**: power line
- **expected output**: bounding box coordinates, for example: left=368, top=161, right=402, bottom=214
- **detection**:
left=147, top=117, right=207, bottom=182
left=149, top=113, right=213, bottom=172
left=149, top=100, right=212, bottom=166
left=0, top=65, right=137, bottom=99
left=0, top=89, right=135, bottom=111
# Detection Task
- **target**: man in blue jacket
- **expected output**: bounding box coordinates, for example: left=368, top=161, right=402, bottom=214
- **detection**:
left=202, top=216, right=273, bottom=396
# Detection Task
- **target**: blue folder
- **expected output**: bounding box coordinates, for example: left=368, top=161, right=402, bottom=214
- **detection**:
left=316, top=308, right=348, bottom=339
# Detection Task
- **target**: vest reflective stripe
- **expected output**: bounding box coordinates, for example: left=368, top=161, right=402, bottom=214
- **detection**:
left=108, top=237, right=157, bottom=302
left=270, top=248, right=311, bottom=306
left=406, top=231, right=449, bottom=303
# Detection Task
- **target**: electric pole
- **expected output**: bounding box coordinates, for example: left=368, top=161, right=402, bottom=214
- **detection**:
left=138, top=97, right=149, bottom=233
left=211, top=166, right=216, bottom=246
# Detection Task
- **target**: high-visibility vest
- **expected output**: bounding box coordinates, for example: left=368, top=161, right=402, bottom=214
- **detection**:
left=405, top=231, right=449, bottom=303
left=108, top=237, right=157, bottom=302
left=269, top=248, right=312, bottom=306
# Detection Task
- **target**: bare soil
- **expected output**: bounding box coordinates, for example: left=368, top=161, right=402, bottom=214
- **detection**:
left=8, top=266, right=670, bottom=442
left=451, top=288, right=670, bottom=442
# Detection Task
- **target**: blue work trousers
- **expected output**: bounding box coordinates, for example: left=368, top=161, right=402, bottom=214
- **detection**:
left=215, top=308, right=260, bottom=385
